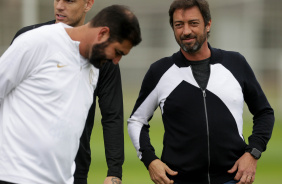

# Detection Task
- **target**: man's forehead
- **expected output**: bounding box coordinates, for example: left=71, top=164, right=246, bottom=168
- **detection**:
left=173, top=7, right=203, bottom=21
left=61, top=0, right=86, bottom=3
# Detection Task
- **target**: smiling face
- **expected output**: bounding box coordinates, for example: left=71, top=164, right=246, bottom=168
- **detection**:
left=89, top=39, right=133, bottom=68
left=54, top=0, right=93, bottom=27
left=173, top=6, right=211, bottom=55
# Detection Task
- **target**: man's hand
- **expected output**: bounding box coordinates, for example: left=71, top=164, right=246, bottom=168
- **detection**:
left=228, top=152, right=258, bottom=184
left=148, top=159, right=178, bottom=184
left=103, top=176, right=122, bottom=184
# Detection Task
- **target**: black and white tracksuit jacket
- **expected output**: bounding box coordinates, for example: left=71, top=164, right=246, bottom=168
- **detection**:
left=127, top=45, right=274, bottom=184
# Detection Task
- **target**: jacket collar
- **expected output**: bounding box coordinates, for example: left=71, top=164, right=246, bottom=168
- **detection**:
left=172, top=43, right=223, bottom=67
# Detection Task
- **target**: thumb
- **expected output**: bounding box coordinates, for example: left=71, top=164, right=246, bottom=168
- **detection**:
left=165, top=166, right=178, bottom=176
left=227, top=162, right=238, bottom=174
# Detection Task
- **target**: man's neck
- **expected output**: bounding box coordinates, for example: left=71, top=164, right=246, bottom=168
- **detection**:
left=65, top=25, right=87, bottom=58
left=55, top=18, right=85, bottom=28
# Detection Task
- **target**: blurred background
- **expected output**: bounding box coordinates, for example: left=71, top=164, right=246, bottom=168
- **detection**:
left=0, top=0, right=281, bottom=183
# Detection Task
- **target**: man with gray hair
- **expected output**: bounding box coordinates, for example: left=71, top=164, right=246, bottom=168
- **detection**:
left=128, top=0, right=274, bottom=184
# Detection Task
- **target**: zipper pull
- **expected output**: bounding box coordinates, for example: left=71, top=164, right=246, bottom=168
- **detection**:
left=203, top=90, right=206, bottom=98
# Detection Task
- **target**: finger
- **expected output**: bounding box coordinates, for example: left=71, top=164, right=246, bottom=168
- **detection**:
left=239, top=174, right=248, bottom=184
left=153, top=178, right=164, bottom=184
left=251, top=175, right=255, bottom=183
left=247, top=175, right=256, bottom=184
left=154, top=177, right=166, bottom=184
left=152, top=173, right=170, bottom=184
left=161, top=175, right=174, bottom=184
left=228, top=162, right=238, bottom=174
left=234, top=171, right=243, bottom=181
left=246, top=175, right=252, bottom=184
left=165, top=166, right=178, bottom=176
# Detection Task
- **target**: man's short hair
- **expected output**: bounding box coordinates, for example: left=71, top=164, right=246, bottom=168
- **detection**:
left=90, top=5, right=142, bottom=46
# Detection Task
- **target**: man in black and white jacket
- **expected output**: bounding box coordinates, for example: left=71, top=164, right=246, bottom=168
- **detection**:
left=127, top=0, right=274, bottom=184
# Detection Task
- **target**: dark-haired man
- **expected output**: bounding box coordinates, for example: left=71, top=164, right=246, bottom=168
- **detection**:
left=11, top=1, right=127, bottom=184
left=128, top=0, right=274, bottom=184
left=0, top=4, right=141, bottom=184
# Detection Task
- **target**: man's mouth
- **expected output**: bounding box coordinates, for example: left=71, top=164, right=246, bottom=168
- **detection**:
left=56, top=14, right=66, bottom=20
left=182, top=38, right=195, bottom=43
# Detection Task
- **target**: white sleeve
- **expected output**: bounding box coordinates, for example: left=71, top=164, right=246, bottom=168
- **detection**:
left=127, top=68, right=160, bottom=159
left=127, top=90, right=159, bottom=158
left=0, top=39, right=36, bottom=105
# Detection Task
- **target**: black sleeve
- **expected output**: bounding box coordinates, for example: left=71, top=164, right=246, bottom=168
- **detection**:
left=241, top=57, right=275, bottom=152
left=221, top=51, right=275, bottom=153
left=97, top=62, right=124, bottom=179
left=74, top=98, right=96, bottom=183
left=74, top=62, right=124, bottom=182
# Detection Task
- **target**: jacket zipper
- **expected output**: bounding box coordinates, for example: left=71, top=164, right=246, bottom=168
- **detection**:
left=203, top=90, right=211, bottom=184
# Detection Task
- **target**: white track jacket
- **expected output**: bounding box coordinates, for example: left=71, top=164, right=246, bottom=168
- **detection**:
left=0, top=23, right=99, bottom=184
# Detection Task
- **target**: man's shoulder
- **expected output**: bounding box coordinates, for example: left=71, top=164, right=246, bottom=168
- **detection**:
left=153, top=53, right=175, bottom=66
left=209, top=44, right=246, bottom=65
left=149, top=51, right=181, bottom=71
left=18, top=20, right=55, bottom=34
left=210, top=45, right=242, bottom=58
left=12, top=20, right=56, bottom=43
left=26, top=19, right=54, bottom=29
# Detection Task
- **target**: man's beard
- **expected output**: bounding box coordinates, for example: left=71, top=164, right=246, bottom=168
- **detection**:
left=89, top=41, right=112, bottom=69
left=178, top=30, right=207, bottom=54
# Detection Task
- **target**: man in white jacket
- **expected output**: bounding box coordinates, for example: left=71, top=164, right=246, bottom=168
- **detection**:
left=0, top=5, right=141, bottom=184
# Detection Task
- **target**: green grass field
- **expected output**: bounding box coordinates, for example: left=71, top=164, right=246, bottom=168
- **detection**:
left=87, top=93, right=282, bottom=184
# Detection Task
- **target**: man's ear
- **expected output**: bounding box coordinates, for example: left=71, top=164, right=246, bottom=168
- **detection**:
left=97, top=27, right=110, bottom=42
left=85, top=0, right=95, bottom=12
left=206, top=19, right=212, bottom=32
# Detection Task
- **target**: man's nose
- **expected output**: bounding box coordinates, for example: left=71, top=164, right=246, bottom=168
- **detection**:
left=56, top=0, right=65, bottom=10
left=183, top=24, right=192, bottom=35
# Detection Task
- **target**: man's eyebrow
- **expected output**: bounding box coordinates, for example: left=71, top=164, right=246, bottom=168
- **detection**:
left=174, top=19, right=200, bottom=23
left=174, top=20, right=183, bottom=23
left=189, top=19, right=200, bottom=22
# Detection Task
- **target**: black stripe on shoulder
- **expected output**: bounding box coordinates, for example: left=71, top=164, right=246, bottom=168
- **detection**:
left=130, top=55, right=174, bottom=117
left=11, top=20, right=56, bottom=44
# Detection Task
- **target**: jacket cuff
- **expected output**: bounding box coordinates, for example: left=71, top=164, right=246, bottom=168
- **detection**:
left=245, top=142, right=264, bottom=152
left=107, top=167, right=122, bottom=180
left=141, top=149, right=159, bottom=169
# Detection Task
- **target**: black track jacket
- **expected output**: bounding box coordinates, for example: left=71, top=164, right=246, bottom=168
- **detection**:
left=128, top=44, right=274, bottom=184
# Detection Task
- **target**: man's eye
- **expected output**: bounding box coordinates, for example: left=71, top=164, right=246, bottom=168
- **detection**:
left=115, top=51, right=122, bottom=56
left=174, top=23, right=182, bottom=28
left=190, top=22, right=199, bottom=26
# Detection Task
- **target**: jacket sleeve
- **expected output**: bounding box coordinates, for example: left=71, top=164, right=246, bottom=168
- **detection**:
left=127, top=66, right=160, bottom=168
left=0, top=39, right=35, bottom=105
left=97, top=62, right=124, bottom=179
left=241, top=56, right=275, bottom=153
